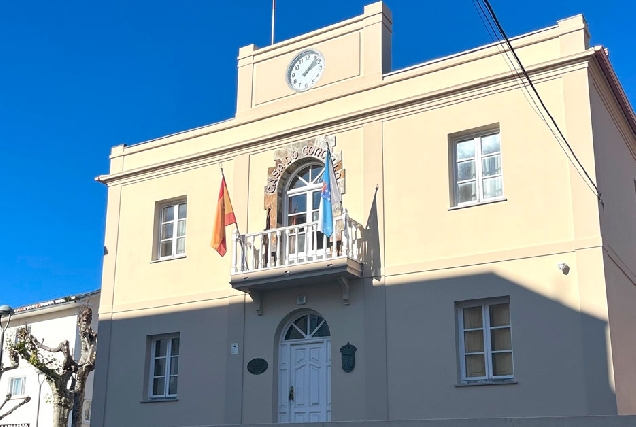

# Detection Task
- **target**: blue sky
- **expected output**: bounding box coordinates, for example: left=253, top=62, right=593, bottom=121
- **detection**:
left=1, top=0, right=633, bottom=308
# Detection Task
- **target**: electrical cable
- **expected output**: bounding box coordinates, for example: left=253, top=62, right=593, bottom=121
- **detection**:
left=471, top=0, right=601, bottom=201
left=474, top=0, right=603, bottom=203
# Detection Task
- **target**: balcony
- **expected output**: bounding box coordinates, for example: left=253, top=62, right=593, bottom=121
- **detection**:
left=230, top=211, right=364, bottom=312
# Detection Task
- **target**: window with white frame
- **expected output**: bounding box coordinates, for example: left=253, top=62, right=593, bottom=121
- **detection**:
left=458, top=298, right=514, bottom=383
left=149, top=334, right=180, bottom=399
left=83, top=399, right=92, bottom=422
left=8, top=377, right=26, bottom=397
left=453, top=131, right=503, bottom=205
left=157, top=201, right=187, bottom=259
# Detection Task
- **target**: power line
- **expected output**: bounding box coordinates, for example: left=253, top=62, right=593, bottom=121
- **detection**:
left=470, top=0, right=601, bottom=201
left=476, top=0, right=602, bottom=203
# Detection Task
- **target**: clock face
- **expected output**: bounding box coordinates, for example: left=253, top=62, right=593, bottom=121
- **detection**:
left=286, top=49, right=325, bottom=93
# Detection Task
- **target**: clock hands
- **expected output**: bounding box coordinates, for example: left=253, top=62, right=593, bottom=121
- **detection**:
left=303, top=57, right=318, bottom=77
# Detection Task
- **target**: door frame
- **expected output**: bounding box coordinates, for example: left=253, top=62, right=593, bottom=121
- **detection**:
left=277, top=313, right=332, bottom=423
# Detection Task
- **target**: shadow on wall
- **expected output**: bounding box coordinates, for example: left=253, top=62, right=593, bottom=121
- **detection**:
left=384, top=271, right=616, bottom=419
left=89, top=272, right=617, bottom=426
left=365, top=185, right=381, bottom=280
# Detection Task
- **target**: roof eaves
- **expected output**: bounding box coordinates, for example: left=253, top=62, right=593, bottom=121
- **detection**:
left=13, top=289, right=101, bottom=315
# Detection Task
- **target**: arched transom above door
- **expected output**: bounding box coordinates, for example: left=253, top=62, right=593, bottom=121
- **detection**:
left=283, top=313, right=331, bottom=341
left=263, top=135, right=344, bottom=230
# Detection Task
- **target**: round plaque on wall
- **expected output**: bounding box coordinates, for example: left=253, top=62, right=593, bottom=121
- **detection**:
left=247, top=358, right=268, bottom=375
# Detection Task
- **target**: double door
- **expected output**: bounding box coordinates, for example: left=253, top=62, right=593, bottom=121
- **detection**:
left=279, top=341, right=331, bottom=423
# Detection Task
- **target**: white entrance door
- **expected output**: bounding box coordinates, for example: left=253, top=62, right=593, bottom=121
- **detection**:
left=279, top=314, right=331, bottom=423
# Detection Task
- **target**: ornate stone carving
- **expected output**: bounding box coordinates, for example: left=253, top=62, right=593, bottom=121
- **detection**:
left=263, top=135, right=345, bottom=230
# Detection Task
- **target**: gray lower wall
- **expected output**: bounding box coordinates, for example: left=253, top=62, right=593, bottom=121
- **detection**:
left=178, top=416, right=636, bottom=427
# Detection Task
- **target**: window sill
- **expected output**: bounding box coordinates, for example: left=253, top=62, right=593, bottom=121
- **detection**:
left=449, top=197, right=507, bottom=211
left=456, top=379, right=517, bottom=387
left=141, top=398, right=178, bottom=403
left=150, top=255, right=186, bottom=264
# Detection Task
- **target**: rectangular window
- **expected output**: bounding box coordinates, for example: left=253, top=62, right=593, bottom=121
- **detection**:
left=149, top=335, right=180, bottom=399
left=453, top=131, right=503, bottom=206
left=8, top=377, right=26, bottom=396
left=83, top=400, right=92, bottom=422
left=158, top=201, right=187, bottom=260
left=458, top=298, right=514, bottom=383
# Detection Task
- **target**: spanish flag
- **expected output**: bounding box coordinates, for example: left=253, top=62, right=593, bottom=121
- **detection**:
left=211, top=176, right=236, bottom=256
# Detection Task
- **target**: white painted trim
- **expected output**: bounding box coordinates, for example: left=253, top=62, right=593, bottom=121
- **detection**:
left=7, top=376, right=26, bottom=397
left=278, top=312, right=331, bottom=423
left=457, top=297, right=514, bottom=384
left=148, top=334, right=180, bottom=399
left=451, top=130, right=504, bottom=207
left=156, top=200, right=187, bottom=261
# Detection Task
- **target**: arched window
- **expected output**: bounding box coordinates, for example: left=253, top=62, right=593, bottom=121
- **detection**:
left=284, top=163, right=325, bottom=253
left=285, top=163, right=324, bottom=226
left=283, top=313, right=331, bottom=340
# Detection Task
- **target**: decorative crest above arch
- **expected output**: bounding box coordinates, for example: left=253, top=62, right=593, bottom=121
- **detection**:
left=263, top=135, right=345, bottom=229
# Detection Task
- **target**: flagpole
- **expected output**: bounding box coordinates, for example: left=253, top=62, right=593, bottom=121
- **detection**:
left=271, top=0, right=276, bottom=45
left=220, top=167, right=241, bottom=237
left=219, top=166, right=246, bottom=270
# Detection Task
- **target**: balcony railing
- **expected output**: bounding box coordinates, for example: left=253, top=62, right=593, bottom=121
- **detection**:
left=231, top=210, right=364, bottom=275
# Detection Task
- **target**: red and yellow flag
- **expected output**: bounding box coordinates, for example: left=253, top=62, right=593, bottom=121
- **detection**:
left=211, top=176, right=236, bottom=257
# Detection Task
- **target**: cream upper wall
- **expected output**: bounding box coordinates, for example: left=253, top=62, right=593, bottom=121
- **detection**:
left=252, top=32, right=362, bottom=106
left=590, top=66, right=636, bottom=269
left=383, top=77, right=575, bottom=268
left=100, top=11, right=605, bottom=312
left=98, top=13, right=589, bottom=177
left=112, top=164, right=241, bottom=308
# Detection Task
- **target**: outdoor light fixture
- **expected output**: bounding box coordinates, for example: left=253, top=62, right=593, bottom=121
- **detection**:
left=557, top=263, right=570, bottom=275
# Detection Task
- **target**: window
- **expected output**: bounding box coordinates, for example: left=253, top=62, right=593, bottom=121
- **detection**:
left=158, top=201, right=187, bottom=259
left=149, top=335, right=180, bottom=399
left=8, top=377, right=26, bottom=397
left=458, top=299, right=514, bottom=383
left=83, top=400, right=92, bottom=422
left=285, top=163, right=326, bottom=253
left=283, top=313, right=330, bottom=341
left=453, top=131, right=503, bottom=205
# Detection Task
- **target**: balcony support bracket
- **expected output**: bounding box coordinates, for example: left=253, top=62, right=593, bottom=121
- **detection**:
left=248, top=290, right=263, bottom=316
left=339, top=277, right=350, bottom=305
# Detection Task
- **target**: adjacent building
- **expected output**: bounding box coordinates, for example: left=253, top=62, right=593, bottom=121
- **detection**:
left=0, top=290, right=100, bottom=427
left=92, top=2, right=636, bottom=426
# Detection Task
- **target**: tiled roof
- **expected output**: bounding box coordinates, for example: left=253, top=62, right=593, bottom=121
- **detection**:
left=13, top=289, right=100, bottom=315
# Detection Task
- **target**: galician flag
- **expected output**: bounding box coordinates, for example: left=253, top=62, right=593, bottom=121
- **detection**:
left=317, top=149, right=341, bottom=237
left=211, top=175, right=236, bottom=257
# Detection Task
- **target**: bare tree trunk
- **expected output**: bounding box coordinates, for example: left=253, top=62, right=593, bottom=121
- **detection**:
left=52, top=396, right=71, bottom=427
left=71, top=392, right=84, bottom=427
left=11, top=307, right=97, bottom=427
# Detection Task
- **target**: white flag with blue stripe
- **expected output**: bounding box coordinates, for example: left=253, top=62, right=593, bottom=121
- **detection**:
left=317, top=149, right=341, bottom=237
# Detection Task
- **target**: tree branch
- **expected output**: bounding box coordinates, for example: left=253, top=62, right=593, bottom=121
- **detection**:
left=12, top=306, right=97, bottom=427
left=0, top=346, right=20, bottom=375
left=0, top=395, right=31, bottom=420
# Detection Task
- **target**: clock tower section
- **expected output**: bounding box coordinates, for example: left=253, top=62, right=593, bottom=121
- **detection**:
left=235, top=1, right=392, bottom=118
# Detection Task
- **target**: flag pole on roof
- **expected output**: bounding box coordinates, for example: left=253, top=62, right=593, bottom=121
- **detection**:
left=271, top=0, right=276, bottom=45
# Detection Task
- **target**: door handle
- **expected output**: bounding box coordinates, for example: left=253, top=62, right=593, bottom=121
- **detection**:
left=289, top=385, right=294, bottom=401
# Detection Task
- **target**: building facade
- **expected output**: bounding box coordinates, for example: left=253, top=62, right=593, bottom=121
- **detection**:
left=92, top=2, right=636, bottom=426
left=0, top=290, right=100, bottom=427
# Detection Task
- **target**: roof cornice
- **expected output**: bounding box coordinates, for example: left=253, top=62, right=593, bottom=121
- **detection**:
left=96, top=49, right=593, bottom=186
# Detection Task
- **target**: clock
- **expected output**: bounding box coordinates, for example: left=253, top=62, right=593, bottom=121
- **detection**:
left=286, top=49, right=325, bottom=93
